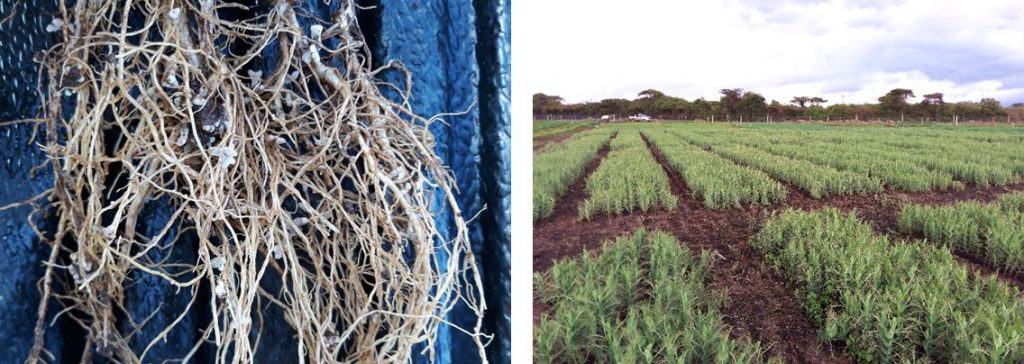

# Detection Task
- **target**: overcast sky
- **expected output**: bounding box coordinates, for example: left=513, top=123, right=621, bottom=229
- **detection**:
left=523, top=0, right=1024, bottom=106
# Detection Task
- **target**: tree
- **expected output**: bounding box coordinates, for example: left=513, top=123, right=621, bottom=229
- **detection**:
left=877, top=88, right=915, bottom=116
left=533, top=93, right=564, bottom=116
left=637, top=89, right=666, bottom=99
left=980, top=98, right=1004, bottom=117
left=768, top=100, right=786, bottom=119
left=692, top=98, right=714, bottom=119
left=736, top=92, right=766, bottom=120
left=826, top=103, right=854, bottom=119
left=533, top=87, right=1014, bottom=123
left=919, top=93, right=945, bottom=117
left=598, top=98, right=630, bottom=116
left=790, top=96, right=826, bottom=108
left=921, top=93, right=944, bottom=105
left=806, top=105, right=828, bottom=120
left=791, top=96, right=811, bottom=108
left=719, top=88, right=745, bottom=119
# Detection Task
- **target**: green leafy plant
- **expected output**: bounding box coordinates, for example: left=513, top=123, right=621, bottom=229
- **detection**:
left=534, top=229, right=770, bottom=363
left=579, top=131, right=678, bottom=219
left=714, top=144, right=881, bottom=198
left=534, top=128, right=616, bottom=219
left=753, top=208, right=1024, bottom=362
left=899, top=192, right=1024, bottom=273
left=645, top=129, right=787, bottom=209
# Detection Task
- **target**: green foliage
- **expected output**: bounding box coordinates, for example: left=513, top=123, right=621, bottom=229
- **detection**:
left=760, top=141, right=961, bottom=191
left=898, top=192, right=1024, bottom=273
left=534, top=93, right=566, bottom=116
left=714, top=144, right=882, bottom=198
left=860, top=141, right=1018, bottom=186
left=579, top=130, right=678, bottom=219
left=644, top=129, right=787, bottom=209
left=534, top=120, right=594, bottom=139
left=534, top=229, right=770, bottom=363
left=753, top=209, right=1024, bottom=362
left=536, top=123, right=1024, bottom=222
left=877, top=88, right=915, bottom=115
left=702, top=123, right=1021, bottom=190
left=736, top=124, right=1022, bottom=186
left=873, top=137, right=1024, bottom=181
left=535, top=87, right=1012, bottom=121
left=533, top=128, right=615, bottom=220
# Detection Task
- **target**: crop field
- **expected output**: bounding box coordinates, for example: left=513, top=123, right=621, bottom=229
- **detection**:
left=535, top=121, right=1024, bottom=363
left=578, top=130, right=677, bottom=219
left=899, top=192, right=1024, bottom=273
left=715, top=144, right=883, bottom=198
left=758, top=141, right=962, bottom=191
left=755, top=209, right=1024, bottom=362
left=644, top=128, right=787, bottom=209
left=533, top=120, right=595, bottom=139
left=535, top=230, right=769, bottom=363
left=533, top=127, right=615, bottom=219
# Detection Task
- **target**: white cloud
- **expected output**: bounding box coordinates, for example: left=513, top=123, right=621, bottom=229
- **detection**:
left=523, top=0, right=1024, bottom=105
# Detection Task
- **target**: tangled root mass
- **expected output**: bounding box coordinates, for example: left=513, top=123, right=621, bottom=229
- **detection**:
left=28, top=0, right=487, bottom=362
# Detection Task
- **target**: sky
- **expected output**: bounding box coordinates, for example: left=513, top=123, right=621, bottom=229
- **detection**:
left=522, top=0, right=1024, bottom=106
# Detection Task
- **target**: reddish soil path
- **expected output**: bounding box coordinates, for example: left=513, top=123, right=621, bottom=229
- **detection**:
left=642, top=136, right=850, bottom=363
left=534, top=133, right=1024, bottom=362
left=533, top=125, right=595, bottom=152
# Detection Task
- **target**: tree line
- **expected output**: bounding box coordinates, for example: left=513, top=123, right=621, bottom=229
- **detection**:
left=534, top=88, right=1022, bottom=122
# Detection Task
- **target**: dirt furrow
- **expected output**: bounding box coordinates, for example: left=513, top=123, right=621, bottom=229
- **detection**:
left=641, top=134, right=851, bottom=363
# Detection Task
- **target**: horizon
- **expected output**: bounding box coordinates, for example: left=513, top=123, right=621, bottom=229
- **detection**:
left=535, top=87, right=1021, bottom=107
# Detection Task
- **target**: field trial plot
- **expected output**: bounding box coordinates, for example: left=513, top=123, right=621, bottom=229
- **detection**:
left=534, top=121, right=1024, bottom=363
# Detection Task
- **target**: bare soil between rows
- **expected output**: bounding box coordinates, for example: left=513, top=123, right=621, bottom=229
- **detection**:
left=533, top=134, right=1024, bottom=363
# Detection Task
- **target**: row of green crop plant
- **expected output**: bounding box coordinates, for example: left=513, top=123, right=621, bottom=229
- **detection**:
left=729, top=122, right=1024, bottom=162
left=644, top=123, right=1022, bottom=191
left=874, top=126, right=1024, bottom=145
left=856, top=140, right=1017, bottom=186
left=661, top=125, right=886, bottom=197
left=533, top=120, right=590, bottom=133
left=753, top=208, right=1024, bottom=362
left=859, top=131, right=1024, bottom=174
left=643, top=130, right=787, bottom=209
left=683, top=122, right=1024, bottom=148
left=759, top=141, right=962, bottom=192
left=875, top=136, right=1024, bottom=177
left=792, top=129, right=1021, bottom=186
left=534, top=229, right=771, bottom=363
left=579, top=130, right=677, bottom=219
left=534, top=120, right=595, bottom=139
left=726, top=125, right=1020, bottom=186
left=713, top=144, right=882, bottom=198
left=663, top=124, right=742, bottom=148
left=533, top=128, right=616, bottom=220
left=898, top=192, right=1024, bottom=274
left=734, top=122, right=1024, bottom=145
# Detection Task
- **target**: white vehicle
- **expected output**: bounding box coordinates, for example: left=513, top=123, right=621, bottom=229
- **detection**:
left=629, top=113, right=652, bottom=121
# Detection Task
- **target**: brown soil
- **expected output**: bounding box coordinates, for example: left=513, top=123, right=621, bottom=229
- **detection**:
left=533, top=134, right=1024, bottom=362
left=533, top=125, right=594, bottom=152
